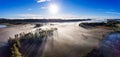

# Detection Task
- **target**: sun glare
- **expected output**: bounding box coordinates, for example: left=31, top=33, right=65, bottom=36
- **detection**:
left=48, top=4, right=59, bottom=14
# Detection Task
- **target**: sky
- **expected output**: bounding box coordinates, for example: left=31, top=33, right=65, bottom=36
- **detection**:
left=0, top=0, right=120, bottom=19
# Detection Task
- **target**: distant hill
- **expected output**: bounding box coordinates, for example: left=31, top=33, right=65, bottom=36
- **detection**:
left=0, top=18, right=91, bottom=24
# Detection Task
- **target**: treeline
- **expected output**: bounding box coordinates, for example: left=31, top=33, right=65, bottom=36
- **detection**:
left=0, top=18, right=91, bottom=24
left=7, top=28, right=55, bottom=57
left=79, top=19, right=120, bottom=28
left=79, top=21, right=119, bottom=29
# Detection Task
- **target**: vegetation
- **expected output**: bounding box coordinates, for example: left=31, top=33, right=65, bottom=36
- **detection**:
left=11, top=43, right=22, bottom=57
left=0, top=18, right=91, bottom=24
left=7, top=28, right=55, bottom=57
left=79, top=21, right=120, bottom=32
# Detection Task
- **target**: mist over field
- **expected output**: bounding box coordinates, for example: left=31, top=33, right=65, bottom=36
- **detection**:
left=0, top=0, right=120, bottom=57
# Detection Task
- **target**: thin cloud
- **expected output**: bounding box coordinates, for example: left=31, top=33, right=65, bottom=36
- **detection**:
left=105, top=11, right=120, bottom=15
left=37, top=0, right=51, bottom=3
left=41, top=7, right=47, bottom=9
left=14, top=13, right=120, bottom=19
left=17, top=14, right=45, bottom=19
left=28, top=8, right=32, bottom=11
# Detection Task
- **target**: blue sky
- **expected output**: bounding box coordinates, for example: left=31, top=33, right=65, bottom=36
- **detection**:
left=0, top=0, right=120, bottom=19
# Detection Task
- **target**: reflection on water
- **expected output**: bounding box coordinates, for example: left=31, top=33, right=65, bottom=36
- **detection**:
left=0, top=25, right=7, bottom=28
left=100, top=33, right=120, bottom=57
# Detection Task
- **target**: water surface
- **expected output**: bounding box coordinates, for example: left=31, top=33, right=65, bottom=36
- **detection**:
left=100, top=33, right=120, bottom=57
left=0, top=25, right=7, bottom=28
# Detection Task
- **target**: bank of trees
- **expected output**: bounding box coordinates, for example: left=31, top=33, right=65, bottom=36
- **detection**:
left=8, top=28, right=54, bottom=57
left=8, top=36, right=22, bottom=57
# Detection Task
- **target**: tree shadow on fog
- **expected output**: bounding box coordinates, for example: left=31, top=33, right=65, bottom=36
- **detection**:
left=0, top=29, right=54, bottom=57
left=19, top=31, right=54, bottom=57
left=84, top=49, right=105, bottom=57
left=0, top=45, right=11, bottom=57
left=20, top=37, right=48, bottom=57
left=0, top=37, right=48, bottom=57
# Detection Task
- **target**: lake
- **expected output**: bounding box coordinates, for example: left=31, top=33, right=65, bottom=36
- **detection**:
left=100, top=32, right=120, bottom=57
left=0, top=25, right=7, bottom=28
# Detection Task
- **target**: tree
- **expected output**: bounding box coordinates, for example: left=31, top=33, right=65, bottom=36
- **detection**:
left=11, top=43, right=22, bottom=57
left=15, top=38, right=21, bottom=48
